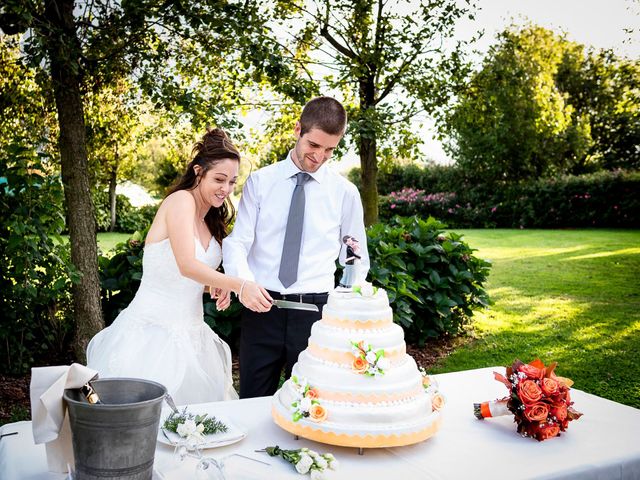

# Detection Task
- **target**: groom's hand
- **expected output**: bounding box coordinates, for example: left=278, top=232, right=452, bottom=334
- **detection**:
left=240, top=282, right=273, bottom=313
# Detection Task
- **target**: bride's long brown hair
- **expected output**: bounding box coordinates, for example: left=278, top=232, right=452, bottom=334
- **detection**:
left=167, top=128, right=240, bottom=244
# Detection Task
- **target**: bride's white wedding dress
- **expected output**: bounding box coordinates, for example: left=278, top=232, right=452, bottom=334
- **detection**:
left=87, top=236, right=238, bottom=405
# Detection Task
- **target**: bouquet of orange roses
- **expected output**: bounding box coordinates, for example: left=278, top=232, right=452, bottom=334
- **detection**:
left=474, top=359, right=583, bottom=441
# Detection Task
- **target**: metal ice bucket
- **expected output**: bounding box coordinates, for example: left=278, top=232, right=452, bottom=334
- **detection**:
left=63, top=378, right=167, bottom=480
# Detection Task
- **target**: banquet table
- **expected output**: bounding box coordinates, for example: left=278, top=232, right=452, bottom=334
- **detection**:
left=2, top=366, right=640, bottom=480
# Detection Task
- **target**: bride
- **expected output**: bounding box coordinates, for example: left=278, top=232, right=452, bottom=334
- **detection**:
left=87, top=128, right=273, bottom=404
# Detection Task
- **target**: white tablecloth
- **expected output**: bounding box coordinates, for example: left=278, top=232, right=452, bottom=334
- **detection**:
left=2, top=367, right=639, bottom=479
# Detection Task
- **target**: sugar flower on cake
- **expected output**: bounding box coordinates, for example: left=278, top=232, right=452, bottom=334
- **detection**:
left=419, top=367, right=446, bottom=412
left=352, top=283, right=378, bottom=297
left=350, top=340, right=388, bottom=376
left=290, top=376, right=327, bottom=423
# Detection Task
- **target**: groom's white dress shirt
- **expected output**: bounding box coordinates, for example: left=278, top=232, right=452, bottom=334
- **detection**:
left=223, top=152, right=369, bottom=294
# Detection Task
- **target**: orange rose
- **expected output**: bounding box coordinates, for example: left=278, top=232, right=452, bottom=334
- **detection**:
left=422, top=375, right=431, bottom=388
left=540, top=377, right=559, bottom=396
left=535, top=423, right=560, bottom=441
left=352, top=356, right=368, bottom=374
left=432, top=393, right=445, bottom=412
left=524, top=402, right=549, bottom=422
left=308, top=404, right=328, bottom=423
left=550, top=403, right=567, bottom=422
left=518, top=379, right=543, bottom=405
left=306, top=388, right=319, bottom=400
left=519, top=363, right=544, bottom=380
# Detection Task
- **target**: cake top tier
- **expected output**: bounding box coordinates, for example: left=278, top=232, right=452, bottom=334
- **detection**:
left=322, top=284, right=393, bottom=325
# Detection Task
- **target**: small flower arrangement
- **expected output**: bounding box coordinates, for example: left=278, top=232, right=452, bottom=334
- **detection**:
left=419, top=367, right=446, bottom=412
left=352, top=283, right=378, bottom=297
left=474, top=359, right=583, bottom=441
left=290, top=376, right=327, bottom=423
left=350, top=340, right=389, bottom=376
left=258, top=446, right=338, bottom=479
left=162, top=408, right=227, bottom=443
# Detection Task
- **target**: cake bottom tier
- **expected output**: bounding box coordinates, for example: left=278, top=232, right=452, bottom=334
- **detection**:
left=272, top=397, right=443, bottom=448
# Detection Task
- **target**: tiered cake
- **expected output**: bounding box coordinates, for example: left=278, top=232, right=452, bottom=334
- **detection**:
left=272, top=285, right=444, bottom=448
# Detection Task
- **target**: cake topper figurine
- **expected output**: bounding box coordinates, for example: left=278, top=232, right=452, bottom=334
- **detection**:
left=339, top=235, right=361, bottom=288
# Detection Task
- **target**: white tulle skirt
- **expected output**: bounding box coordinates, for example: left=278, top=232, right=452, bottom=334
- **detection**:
left=87, top=297, right=237, bottom=405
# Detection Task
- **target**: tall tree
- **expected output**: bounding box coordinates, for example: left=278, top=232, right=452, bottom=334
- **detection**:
left=441, top=24, right=640, bottom=183
left=255, top=0, right=477, bottom=225
left=0, top=0, right=278, bottom=357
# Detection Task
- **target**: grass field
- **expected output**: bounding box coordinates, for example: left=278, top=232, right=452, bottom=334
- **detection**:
left=430, top=229, right=640, bottom=409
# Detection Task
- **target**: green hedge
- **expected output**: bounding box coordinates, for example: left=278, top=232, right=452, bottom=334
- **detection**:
left=363, top=166, right=640, bottom=228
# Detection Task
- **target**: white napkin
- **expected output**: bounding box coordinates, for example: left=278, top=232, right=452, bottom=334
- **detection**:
left=30, top=363, right=98, bottom=473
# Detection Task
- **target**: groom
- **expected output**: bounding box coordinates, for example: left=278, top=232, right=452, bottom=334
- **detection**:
left=223, top=96, right=369, bottom=398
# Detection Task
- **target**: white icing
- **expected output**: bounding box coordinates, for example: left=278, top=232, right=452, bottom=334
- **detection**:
left=273, top=397, right=440, bottom=436
left=322, top=288, right=393, bottom=322
left=308, top=321, right=404, bottom=354
left=293, top=351, right=419, bottom=392
left=272, top=287, right=441, bottom=442
left=277, top=382, right=432, bottom=425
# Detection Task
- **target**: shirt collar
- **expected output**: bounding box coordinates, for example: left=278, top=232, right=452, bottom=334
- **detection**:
left=283, top=150, right=327, bottom=183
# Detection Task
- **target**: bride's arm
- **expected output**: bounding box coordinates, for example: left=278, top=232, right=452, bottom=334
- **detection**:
left=164, top=191, right=272, bottom=311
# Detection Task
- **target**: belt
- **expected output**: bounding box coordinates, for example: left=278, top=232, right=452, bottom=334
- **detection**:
left=267, top=290, right=329, bottom=304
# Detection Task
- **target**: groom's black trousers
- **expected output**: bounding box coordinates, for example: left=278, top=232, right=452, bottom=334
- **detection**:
left=239, top=291, right=327, bottom=398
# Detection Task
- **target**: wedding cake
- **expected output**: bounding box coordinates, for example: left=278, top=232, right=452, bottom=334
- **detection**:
left=272, top=284, right=444, bottom=448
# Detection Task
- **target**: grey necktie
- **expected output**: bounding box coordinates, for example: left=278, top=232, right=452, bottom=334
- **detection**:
left=278, top=172, right=311, bottom=288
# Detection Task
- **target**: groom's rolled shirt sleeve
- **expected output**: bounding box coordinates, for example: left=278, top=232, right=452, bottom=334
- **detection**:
left=222, top=174, right=258, bottom=281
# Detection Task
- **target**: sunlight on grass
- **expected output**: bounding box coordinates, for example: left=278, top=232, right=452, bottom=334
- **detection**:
left=431, top=229, right=640, bottom=408
left=565, top=247, right=640, bottom=261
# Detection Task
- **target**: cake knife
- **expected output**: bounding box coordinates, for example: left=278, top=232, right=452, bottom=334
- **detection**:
left=271, top=299, right=319, bottom=312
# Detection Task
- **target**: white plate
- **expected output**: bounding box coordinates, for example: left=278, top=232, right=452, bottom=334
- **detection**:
left=157, top=407, right=247, bottom=449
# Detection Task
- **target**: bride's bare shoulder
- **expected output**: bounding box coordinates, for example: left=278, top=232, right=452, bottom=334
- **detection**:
left=162, top=190, right=196, bottom=211
left=163, top=190, right=194, bottom=203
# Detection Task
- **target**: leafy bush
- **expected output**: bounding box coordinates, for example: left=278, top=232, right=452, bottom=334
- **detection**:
left=0, top=140, right=78, bottom=374
left=99, top=230, right=146, bottom=326
left=366, top=216, right=491, bottom=345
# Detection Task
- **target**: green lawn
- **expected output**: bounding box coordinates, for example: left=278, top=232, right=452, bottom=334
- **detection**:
left=430, top=229, right=640, bottom=409
left=97, top=232, right=132, bottom=254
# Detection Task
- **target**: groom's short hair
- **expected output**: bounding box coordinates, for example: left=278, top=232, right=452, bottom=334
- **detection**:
left=299, top=96, right=347, bottom=137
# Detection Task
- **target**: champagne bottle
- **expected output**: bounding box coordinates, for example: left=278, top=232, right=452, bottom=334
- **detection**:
left=81, top=381, right=102, bottom=404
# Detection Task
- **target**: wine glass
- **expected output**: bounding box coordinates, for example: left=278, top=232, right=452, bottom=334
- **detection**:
left=195, top=456, right=225, bottom=480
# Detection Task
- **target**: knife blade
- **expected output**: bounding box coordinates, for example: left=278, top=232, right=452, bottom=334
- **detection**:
left=272, top=299, right=319, bottom=312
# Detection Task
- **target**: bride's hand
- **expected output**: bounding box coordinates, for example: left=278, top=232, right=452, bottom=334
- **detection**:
left=239, top=281, right=273, bottom=313
left=215, top=290, right=232, bottom=311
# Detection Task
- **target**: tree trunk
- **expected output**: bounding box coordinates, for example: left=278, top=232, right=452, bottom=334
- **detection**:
left=44, top=0, right=104, bottom=360
left=359, top=134, right=379, bottom=226
left=108, top=148, right=119, bottom=232
left=358, top=77, right=379, bottom=226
